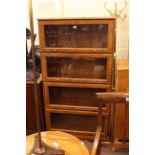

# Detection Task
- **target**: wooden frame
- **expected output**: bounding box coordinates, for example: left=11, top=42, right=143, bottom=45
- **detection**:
left=38, top=18, right=116, bottom=53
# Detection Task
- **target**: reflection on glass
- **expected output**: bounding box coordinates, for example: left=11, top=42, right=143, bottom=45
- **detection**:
left=47, top=57, right=107, bottom=79
left=45, top=24, right=108, bottom=48
left=49, top=86, right=106, bottom=107
left=50, top=113, right=105, bottom=132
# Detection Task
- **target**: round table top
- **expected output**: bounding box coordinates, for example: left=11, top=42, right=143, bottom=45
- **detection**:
left=26, top=131, right=89, bottom=155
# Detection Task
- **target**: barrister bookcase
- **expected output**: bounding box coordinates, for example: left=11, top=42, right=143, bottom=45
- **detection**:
left=38, top=18, right=116, bottom=140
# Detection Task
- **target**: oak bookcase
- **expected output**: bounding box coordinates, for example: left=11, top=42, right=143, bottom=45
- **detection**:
left=38, top=18, right=116, bottom=140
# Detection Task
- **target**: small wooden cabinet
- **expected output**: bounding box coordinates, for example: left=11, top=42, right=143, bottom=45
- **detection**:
left=26, top=75, right=45, bottom=135
left=38, top=18, right=116, bottom=140
left=114, top=59, right=129, bottom=140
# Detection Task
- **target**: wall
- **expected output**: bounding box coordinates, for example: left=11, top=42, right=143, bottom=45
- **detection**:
left=27, top=0, right=129, bottom=59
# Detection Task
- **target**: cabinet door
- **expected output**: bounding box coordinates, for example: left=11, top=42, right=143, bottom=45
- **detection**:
left=26, top=83, right=37, bottom=134
left=45, top=109, right=110, bottom=140
left=38, top=19, right=115, bottom=53
left=43, top=82, right=111, bottom=111
left=41, top=53, right=113, bottom=84
left=26, top=81, right=45, bottom=135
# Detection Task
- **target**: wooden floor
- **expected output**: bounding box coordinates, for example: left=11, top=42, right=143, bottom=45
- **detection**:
left=101, top=147, right=129, bottom=155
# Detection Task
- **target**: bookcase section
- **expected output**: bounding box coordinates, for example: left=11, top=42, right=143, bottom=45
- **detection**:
left=38, top=18, right=115, bottom=53
left=41, top=53, right=113, bottom=84
left=43, top=82, right=110, bottom=111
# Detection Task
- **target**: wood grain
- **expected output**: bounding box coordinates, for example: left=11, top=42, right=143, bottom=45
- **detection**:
left=26, top=131, right=89, bottom=155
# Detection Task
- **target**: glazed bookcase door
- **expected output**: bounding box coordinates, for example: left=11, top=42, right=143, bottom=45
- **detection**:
left=45, top=109, right=110, bottom=140
left=41, top=53, right=113, bottom=84
left=43, top=82, right=111, bottom=111
left=38, top=18, right=115, bottom=53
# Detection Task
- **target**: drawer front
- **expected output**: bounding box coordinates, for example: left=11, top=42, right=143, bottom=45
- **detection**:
left=38, top=18, right=115, bottom=53
left=41, top=53, right=113, bottom=84
left=45, top=109, right=110, bottom=140
left=43, top=82, right=111, bottom=111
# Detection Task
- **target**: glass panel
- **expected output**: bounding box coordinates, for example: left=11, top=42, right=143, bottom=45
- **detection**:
left=48, top=86, right=106, bottom=107
left=50, top=113, right=105, bottom=132
left=45, top=24, right=108, bottom=48
left=47, top=57, right=107, bottom=80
